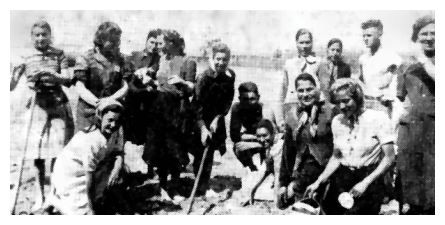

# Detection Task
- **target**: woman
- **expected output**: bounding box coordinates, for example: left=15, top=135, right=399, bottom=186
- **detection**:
left=305, top=78, right=395, bottom=215
left=277, top=73, right=335, bottom=209
left=10, top=20, right=74, bottom=211
left=141, top=29, right=197, bottom=202
left=318, top=38, right=352, bottom=100
left=396, top=15, right=435, bottom=214
left=278, top=28, right=321, bottom=131
left=73, top=21, right=128, bottom=132
left=48, top=100, right=126, bottom=215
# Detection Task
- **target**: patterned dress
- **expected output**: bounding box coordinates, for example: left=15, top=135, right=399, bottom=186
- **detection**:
left=11, top=46, right=74, bottom=160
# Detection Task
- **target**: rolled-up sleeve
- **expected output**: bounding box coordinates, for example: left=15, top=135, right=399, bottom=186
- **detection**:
left=376, top=112, right=395, bottom=145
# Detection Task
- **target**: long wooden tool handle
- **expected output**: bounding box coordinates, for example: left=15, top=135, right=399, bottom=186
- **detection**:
left=186, top=145, right=210, bottom=214
left=11, top=93, right=37, bottom=215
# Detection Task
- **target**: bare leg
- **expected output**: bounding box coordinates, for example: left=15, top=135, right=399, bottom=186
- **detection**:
left=32, top=159, right=45, bottom=210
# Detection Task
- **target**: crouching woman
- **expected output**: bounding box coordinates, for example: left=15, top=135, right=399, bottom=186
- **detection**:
left=48, top=100, right=126, bottom=215
left=305, top=78, right=396, bottom=214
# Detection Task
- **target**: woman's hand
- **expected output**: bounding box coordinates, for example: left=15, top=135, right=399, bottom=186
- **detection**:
left=107, top=169, right=121, bottom=187
left=201, top=126, right=212, bottom=146
left=350, top=179, right=370, bottom=198
left=209, top=116, right=221, bottom=134
left=304, top=180, right=321, bottom=199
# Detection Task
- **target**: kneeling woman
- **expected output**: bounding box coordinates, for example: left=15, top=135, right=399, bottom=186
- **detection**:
left=305, top=78, right=395, bottom=214
left=49, top=100, right=126, bottom=215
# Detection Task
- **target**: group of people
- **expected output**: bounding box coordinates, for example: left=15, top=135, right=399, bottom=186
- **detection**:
left=10, top=14, right=434, bottom=215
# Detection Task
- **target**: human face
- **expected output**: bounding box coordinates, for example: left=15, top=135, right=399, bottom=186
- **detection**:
left=101, top=111, right=121, bottom=136
left=31, top=27, right=51, bottom=51
left=156, top=34, right=166, bottom=54
left=296, top=33, right=313, bottom=57
left=296, top=79, right=317, bottom=108
left=362, top=27, right=381, bottom=49
left=417, top=23, right=435, bottom=54
left=334, top=89, right=358, bottom=119
left=327, top=42, right=342, bottom=63
left=256, top=127, right=272, bottom=149
left=100, top=35, right=121, bottom=58
left=239, top=91, right=260, bottom=108
left=145, top=37, right=158, bottom=53
left=213, top=52, right=230, bottom=73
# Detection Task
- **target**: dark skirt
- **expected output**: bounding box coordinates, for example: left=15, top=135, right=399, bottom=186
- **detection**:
left=141, top=89, right=190, bottom=168
left=397, top=115, right=435, bottom=211
left=322, top=164, right=386, bottom=215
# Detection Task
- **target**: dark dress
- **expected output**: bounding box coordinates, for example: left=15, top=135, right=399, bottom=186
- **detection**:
left=191, top=67, right=236, bottom=194
left=396, top=56, right=435, bottom=213
left=73, top=48, right=128, bottom=132
left=123, top=50, right=160, bottom=145
left=277, top=101, right=334, bottom=209
left=125, top=53, right=197, bottom=179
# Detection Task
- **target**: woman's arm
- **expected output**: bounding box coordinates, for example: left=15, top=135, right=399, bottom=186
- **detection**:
left=350, top=143, right=395, bottom=197
left=75, top=81, right=99, bottom=106
left=86, top=171, right=95, bottom=214
left=108, top=155, right=124, bottom=187
left=107, top=80, right=129, bottom=101
left=305, top=154, right=341, bottom=197
left=315, top=154, right=341, bottom=184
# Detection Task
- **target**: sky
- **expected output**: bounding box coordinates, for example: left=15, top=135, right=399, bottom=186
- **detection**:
left=10, top=10, right=433, bottom=62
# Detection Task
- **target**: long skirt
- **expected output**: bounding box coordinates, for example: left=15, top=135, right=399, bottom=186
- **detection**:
left=397, top=114, right=434, bottom=212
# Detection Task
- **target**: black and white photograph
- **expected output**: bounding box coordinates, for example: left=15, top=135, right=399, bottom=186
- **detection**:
left=8, top=4, right=437, bottom=216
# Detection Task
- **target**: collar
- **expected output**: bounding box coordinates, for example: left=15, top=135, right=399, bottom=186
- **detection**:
left=30, top=46, right=57, bottom=56
left=297, top=52, right=317, bottom=64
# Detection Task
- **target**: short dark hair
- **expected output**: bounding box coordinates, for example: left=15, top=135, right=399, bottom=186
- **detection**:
left=361, top=19, right=383, bottom=31
left=146, top=28, right=163, bottom=41
left=411, top=15, right=435, bottom=42
left=257, top=119, right=275, bottom=140
left=31, top=20, right=52, bottom=35
left=238, top=82, right=259, bottom=96
left=93, top=21, right=122, bottom=48
left=295, top=73, right=317, bottom=89
left=212, top=42, right=231, bottom=58
left=295, top=28, right=313, bottom=42
left=327, top=38, right=343, bottom=50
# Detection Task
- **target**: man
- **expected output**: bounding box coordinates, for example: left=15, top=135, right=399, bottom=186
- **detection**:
left=358, top=19, right=402, bottom=209
left=318, top=38, right=351, bottom=100
left=191, top=43, right=235, bottom=197
left=230, top=82, right=278, bottom=171
left=358, top=19, right=402, bottom=118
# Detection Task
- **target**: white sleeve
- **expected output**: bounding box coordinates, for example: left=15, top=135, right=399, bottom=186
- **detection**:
left=375, top=111, right=395, bottom=145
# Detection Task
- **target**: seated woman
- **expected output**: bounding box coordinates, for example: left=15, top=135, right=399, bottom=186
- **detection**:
left=47, top=100, right=127, bottom=215
left=305, top=78, right=396, bottom=215
left=277, top=73, right=335, bottom=209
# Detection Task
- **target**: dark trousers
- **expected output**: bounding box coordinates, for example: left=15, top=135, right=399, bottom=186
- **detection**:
left=322, top=164, right=385, bottom=215
left=192, top=147, right=215, bottom=195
